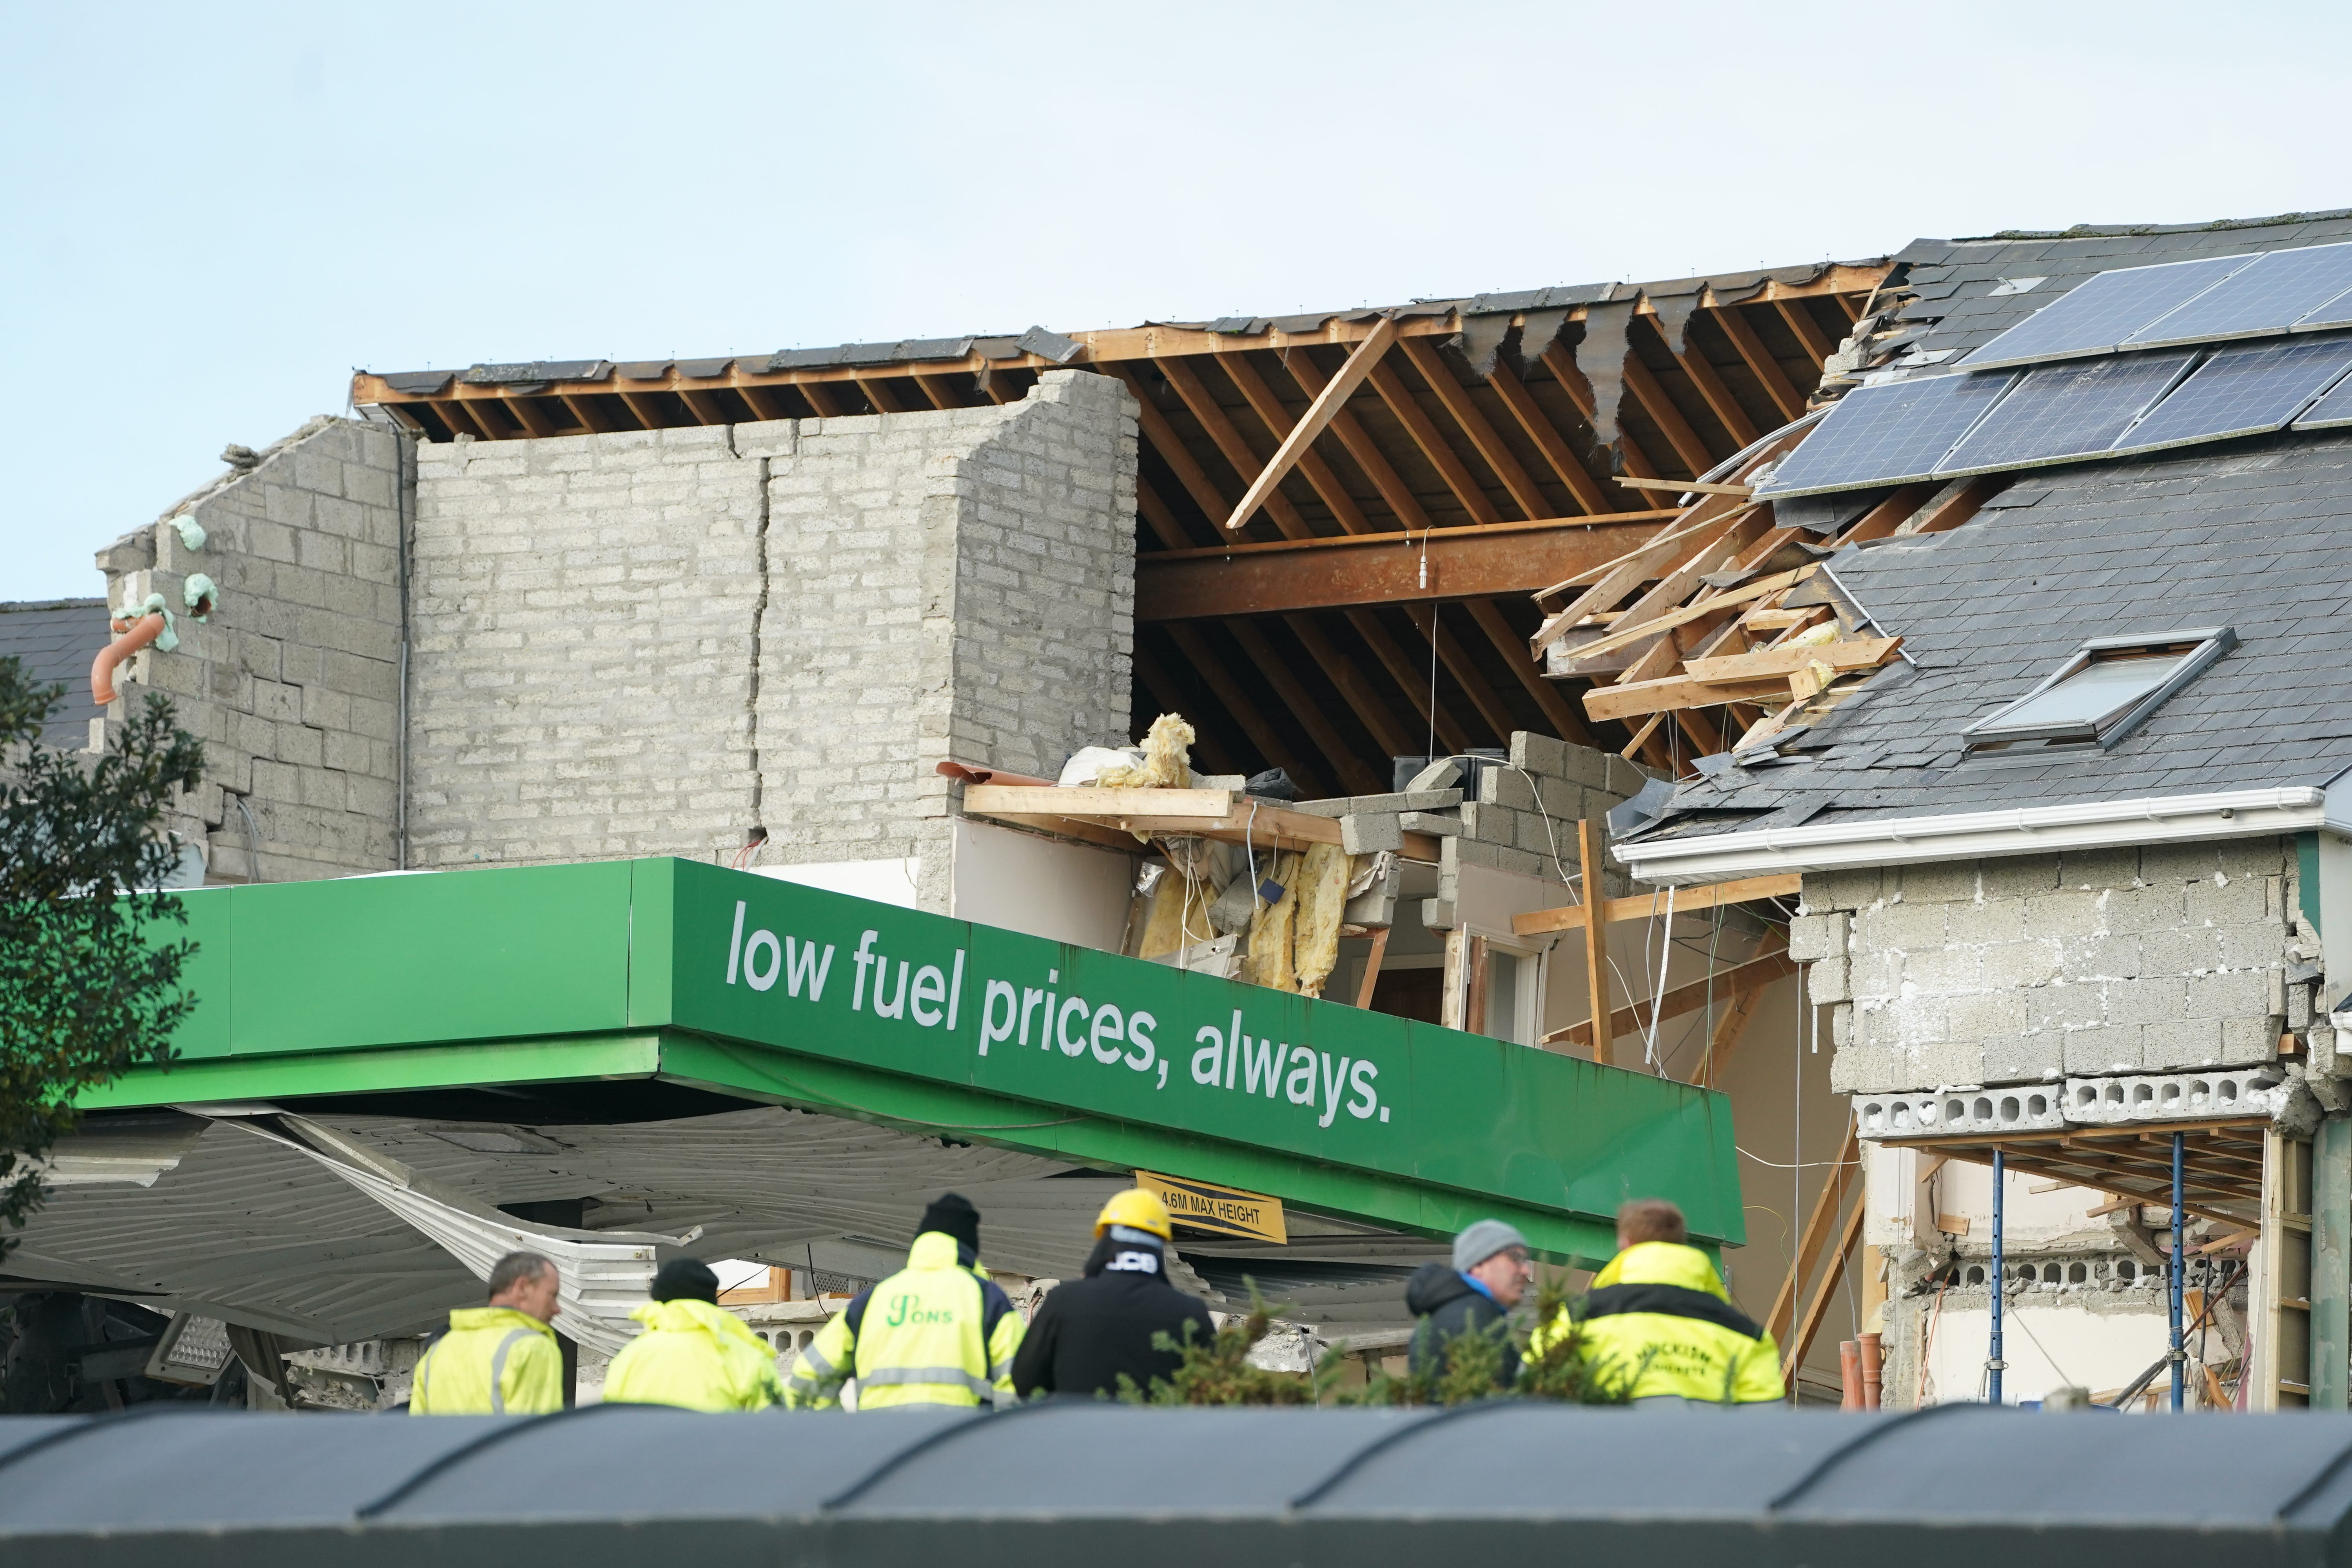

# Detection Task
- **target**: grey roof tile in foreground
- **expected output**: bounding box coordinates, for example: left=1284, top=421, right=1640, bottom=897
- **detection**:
left=1644, top=428, right=2352, bottom=842
left=9, top=1405, right=2352, bottom=1566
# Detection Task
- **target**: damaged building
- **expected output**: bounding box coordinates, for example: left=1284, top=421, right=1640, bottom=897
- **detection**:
left=24, top=209, right=2352, bottom=1414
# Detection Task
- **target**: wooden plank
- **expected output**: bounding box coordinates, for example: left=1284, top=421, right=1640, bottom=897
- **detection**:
left=1103, top=363, right=1250, bottom=532
left=1282, top=347, right=1437, bottom=531
left=1585, top=673, right=1799, bottom=724
left=1285, top=614, right=1416, bottom=760
left=1546, top=946, right=1798, bottom=1053
left=1578, top=818, right=1612, bottom=1066
left=1621, top=353, right=1717, bottom=475
left=1771, top=1119, right=1863, bottom=1359
left=1224, top=316, right=1397, bottom=533
left=1485, top=360, right=1613, bottom=514
left=1514, top=873, right=1802, bottom=936
left=1217, top=351, right=1376, bottom=535
left=1134, top=476, right=1200, bottom=552
left=1697, top=975, right=1770, bottom=1087
left=559, top=394, right=616, bottom=434
left=1225, top=620, right=1385, bottom=796
left=1464, top=597, right=1592, bottom=745
left=1137, top=514, right=1666, bottom=622
left=1613, top=477, right=1755, bottom=498
left=1398, top=337, right=1552, bottom=522
left=1785, top=1190, right=1868, bottom=1388
left=1549, top=503, right=1776, bottom=668
left=1402, top=602, right=1516, bottom=742
left=1163, top=622, right=1328, bottom=798
left=1526, top=501, right=1759, bottom=654
left=1368, top=360, right=1502, bottom=526
left=1666, top=331, right=1762, bottom=449
left=856, top=378, right=907, bottom=414
left=961, top=785, right=1241, bottom=817
left=1346, top=609, right=1467, bottom=756
left=1710, top=305, right=1807, bottom=424
left=1775, top=298, right=1840, bottom=368
left=1355, top=925, right=1392, bottom=1011
left=798, top=381, right=854, bottom=417
left=968, top=811, right=1156, bottom=855
left=1563, top=566, right=1815, bottom=668
left=1898, top=474, right=2009, bottom=537
left=1158, top=357, right=1317, bottom=542
left=1683, top=636, right=1903, bottom=684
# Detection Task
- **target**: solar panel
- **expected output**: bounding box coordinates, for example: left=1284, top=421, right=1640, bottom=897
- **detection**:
left=2293, top=363, right=2352, bottom=430
left=1753, top=372, right=2015, bottom=497
left=1962, top=254, right=2254, bottom=369
left=2114, top=336, right=2352, bottom=452
left=2122, top=243, right=2352, bottom=348
left=1936, top=351, right=2197, bottom=475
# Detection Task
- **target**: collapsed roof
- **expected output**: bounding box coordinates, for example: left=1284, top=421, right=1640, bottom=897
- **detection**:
left=348, top=260, right=1891, bottom=797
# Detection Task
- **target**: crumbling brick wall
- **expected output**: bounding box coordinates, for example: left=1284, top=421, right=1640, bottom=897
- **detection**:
left=406, top=370, right=1137, bottom=906
left=1800, top=839, right=2309, bottom=1094
left=95, top=417, right=407, bottom=882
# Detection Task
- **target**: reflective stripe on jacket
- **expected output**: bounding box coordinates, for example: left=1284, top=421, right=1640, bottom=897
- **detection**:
left=603, top=1297, right=786, bottom=1412
left=1534, top=1240, right=1782, bottom=1404
left=408, top=1307, right=564, bottom=1416
left=783, top=1231, right=1024, bottom=1410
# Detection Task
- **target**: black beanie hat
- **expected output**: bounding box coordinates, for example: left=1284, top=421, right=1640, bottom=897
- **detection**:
left=650, top=1257, right=721, bottom=1305
left=918, top=1192, right=982, bottom=1256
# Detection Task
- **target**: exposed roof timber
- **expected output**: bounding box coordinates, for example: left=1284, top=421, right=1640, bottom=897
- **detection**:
left=349, top=263, right=1891, bottom=437
left=1224, top=314, right=1397, bottom=533
left=1135, top=512, right=1672, bottom=620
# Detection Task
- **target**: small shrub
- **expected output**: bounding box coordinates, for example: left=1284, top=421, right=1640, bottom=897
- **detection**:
left=1119, top=1274, right=1648, bottom=1408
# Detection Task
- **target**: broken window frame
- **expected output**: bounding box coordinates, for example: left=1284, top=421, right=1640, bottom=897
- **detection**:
left=1961, top=626, right=2237, bottom=756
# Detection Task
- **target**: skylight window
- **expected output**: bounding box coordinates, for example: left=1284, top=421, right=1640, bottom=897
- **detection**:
left=1962, top=628, right=2236, bottom=755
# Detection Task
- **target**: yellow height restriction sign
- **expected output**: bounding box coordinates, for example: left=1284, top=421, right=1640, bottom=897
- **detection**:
left=1136, top=1171, right=1287, bottom=1245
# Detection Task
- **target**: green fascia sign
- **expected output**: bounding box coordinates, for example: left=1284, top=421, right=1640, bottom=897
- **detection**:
left=82, top=859, right=1743, bottom=1268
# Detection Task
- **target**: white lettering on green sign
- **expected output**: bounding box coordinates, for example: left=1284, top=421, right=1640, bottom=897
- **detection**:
left=719, top=900, right=1385, bottom=1126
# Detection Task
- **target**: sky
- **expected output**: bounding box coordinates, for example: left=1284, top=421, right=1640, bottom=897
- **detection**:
left=5, top=0, right=2349, bottom=599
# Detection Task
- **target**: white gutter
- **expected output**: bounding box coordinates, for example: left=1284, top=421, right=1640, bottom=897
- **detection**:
left=1615, top=786, right=2325, bottom=887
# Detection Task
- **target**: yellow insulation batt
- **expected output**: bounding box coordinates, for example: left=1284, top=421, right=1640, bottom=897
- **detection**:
left=1098, top=713, right=1195, bottom=789
left=1289, top=842, right=1352, bottom=996
left=1242, top=852, right=1301, bottom=993
left=1138, top=867, right=1216, bottom=960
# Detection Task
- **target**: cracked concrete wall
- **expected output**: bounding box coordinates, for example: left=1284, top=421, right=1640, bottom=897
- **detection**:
left=1795, top=840, right=2308, bottom=1095
left=405, top=370, right=1136, bottom=909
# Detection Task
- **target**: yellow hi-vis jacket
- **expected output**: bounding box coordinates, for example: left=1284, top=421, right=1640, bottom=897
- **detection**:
left=1533, top=1241, right=1784, bottom=1404
left=409, top=1307, right=565, bottom=1416
left=603, top=1298, right=786, bottom=1412
left=783, top=1231, right=1024, bottom=1410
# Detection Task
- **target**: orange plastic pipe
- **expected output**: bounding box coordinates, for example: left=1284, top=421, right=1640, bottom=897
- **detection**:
left=92, top=613, right=166, bottom=705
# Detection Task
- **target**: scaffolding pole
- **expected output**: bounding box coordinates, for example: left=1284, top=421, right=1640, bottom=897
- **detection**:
left=2171, top=1131, right=2186, bottom=1413
left=1989, top=1147, right=2004, bottom=1406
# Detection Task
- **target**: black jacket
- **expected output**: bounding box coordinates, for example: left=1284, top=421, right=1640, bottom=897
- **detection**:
left=1405, top=1261, right=1521, bottom=1387
left=1011, top=1237, right=1216, bottom=1400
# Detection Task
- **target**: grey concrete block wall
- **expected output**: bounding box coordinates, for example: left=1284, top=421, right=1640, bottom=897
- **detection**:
left=96, top=417, right=406, bottom=882
left=406, top=370, right=1137, bottom=907
left=1809, top=840, right=2306, bottom=1094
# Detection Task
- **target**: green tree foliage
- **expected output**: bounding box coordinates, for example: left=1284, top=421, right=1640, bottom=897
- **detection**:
left=0, top=660, right=203, bottom=1254
left=1116, top=1275, right=1645, bottom=1408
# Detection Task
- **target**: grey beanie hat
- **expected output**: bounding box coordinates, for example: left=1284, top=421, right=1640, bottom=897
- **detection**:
left=1452, top=1218, right=1527, bottom=1272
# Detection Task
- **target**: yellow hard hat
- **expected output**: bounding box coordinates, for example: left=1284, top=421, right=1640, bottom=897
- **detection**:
left=1094, top=1187, right=1173, bottom=1242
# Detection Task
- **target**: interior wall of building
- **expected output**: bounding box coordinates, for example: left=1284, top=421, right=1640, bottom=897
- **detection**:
left=401, top=370, right=1137, bottom=900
